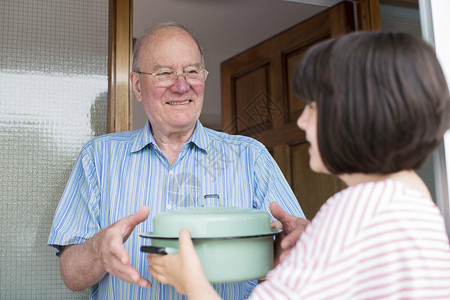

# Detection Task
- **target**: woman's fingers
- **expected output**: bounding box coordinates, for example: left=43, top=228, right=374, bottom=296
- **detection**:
left=178, top=228, right=193, bottom=251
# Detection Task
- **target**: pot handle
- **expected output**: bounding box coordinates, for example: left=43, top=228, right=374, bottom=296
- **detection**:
left=140, top=245, right=178, bottom=255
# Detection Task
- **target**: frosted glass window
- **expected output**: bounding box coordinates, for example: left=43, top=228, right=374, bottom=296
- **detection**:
left=0, top=0, right=108, bottom=299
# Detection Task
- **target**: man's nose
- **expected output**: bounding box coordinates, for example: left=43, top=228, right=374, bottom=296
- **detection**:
left=170, top=74, right=190, bottom=93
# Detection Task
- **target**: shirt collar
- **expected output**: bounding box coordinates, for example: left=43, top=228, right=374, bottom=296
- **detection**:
left=189, top=120, right=209, bottom=152
left=130, top=120, right=210, bottom=153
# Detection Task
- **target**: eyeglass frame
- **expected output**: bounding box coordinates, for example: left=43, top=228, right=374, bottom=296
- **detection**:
left=134, top=67, right=209, bottom=87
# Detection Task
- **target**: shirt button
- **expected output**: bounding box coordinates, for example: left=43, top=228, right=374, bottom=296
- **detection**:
left=169, top=170, right=174, bottom=175
left=167, top=204, right=172, bottom=209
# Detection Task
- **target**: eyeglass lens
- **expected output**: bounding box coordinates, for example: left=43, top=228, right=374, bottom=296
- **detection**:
left=156, top=68, right=207, bottom=87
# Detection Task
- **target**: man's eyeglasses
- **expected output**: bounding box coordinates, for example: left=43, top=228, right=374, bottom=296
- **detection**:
left=135, top=67, right=208, bottom=87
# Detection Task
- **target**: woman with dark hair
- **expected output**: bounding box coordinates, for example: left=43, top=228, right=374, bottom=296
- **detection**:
left=147, top=31, right=450, bottom=299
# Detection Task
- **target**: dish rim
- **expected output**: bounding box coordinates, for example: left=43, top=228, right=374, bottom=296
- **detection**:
left=140, top=228, right=283, bottom=240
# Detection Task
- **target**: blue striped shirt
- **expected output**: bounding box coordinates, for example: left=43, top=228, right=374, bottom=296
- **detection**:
left=48, top=120, right=304, bottom=300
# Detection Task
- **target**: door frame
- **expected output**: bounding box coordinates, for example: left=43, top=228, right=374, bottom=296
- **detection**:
left=108, top=0, right=133, bottom=133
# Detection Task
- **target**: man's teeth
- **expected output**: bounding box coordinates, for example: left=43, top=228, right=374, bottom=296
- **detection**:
left=167, top=100, right=190, bottom=105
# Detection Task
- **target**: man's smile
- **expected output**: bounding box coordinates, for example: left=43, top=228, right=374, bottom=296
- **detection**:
left=166, top=100, right=192, bottom=105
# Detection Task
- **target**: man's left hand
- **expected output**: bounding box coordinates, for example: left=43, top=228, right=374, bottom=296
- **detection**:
left=270, top=202, right=310, bottom=266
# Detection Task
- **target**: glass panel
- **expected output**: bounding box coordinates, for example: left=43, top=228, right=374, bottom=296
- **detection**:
left=0, top=0, right=108, bottom=298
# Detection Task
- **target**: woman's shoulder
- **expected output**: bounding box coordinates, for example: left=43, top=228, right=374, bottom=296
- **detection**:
left=307, top=179, right=420, bottom=234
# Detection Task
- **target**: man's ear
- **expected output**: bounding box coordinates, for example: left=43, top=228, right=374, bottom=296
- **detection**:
left=130, top=72, right=142, bottom=102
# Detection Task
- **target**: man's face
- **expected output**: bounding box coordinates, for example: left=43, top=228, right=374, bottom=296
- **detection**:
left=131, top=27, right=205, bottom=134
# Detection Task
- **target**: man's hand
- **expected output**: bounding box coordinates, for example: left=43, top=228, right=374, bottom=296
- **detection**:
left=92, top=205, right=152, bottom=287
left=270, top=202, right=310, bottom=266
left=60, top=206, right=152, bottom=291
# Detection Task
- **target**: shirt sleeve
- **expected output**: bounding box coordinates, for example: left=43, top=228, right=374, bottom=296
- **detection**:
left=47, top=143, right=102, bottom=256
left=252, top=146, right=305, bottom=220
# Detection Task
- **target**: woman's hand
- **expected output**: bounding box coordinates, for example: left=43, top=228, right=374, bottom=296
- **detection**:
left=147, top=229, right=220, bottom=299
left=270, top=202, right=310, bottom=266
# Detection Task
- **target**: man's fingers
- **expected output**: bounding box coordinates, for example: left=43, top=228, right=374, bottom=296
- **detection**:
left=89, top=207, right=152, bottom=289
left=109, top=258, right=151, bottom=288
left=101, top=243, right=131, bottom=274
left=126, top=206, right=150, bottom=228
left=137, top=277, right=152, bottom=288
left=271, top=220, right=283, bottom=230
left=114, top=241, right=130, bottom=264
left=280, top=230, right=301, bottom=249
left=125, top=266, right=151, bottom=288
left=281, top=219, right=309, bottom=248
left=269, top=202, right=287, bottom=222
left=117, top=206, right=150, bottom=240
left=102, top=230, right=131, bottom=264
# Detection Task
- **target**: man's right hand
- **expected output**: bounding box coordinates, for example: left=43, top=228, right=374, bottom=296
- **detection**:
left=60, top=206, right=151, bottom=291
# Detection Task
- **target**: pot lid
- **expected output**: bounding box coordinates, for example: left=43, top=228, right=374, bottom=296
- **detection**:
left=140, top=228, right=282, bottom=240
left=140, top=206, right=279, bottom=239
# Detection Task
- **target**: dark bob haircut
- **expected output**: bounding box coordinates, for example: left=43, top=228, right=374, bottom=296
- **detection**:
left=294, top=31, right=450, bottom=175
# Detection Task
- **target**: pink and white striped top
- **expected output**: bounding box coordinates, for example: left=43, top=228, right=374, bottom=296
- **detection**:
left=252, top=179, right=450, bottom=299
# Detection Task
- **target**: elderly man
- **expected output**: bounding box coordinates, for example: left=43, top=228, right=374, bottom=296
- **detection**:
left=48, top=22, right=306, bottom=299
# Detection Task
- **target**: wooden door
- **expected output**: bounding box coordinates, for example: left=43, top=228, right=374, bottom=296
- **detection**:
left=221, top=1, right=380, bottom=220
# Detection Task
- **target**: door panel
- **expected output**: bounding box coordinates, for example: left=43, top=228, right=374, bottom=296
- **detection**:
left=284, top=47, right=309, bottom=123
left=291, top=143, right=337, bottom=220
left=221, top=2, right=371, bottom=219
left=234, top=63, right=271, bottom=135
